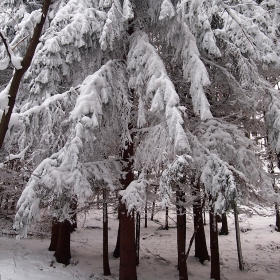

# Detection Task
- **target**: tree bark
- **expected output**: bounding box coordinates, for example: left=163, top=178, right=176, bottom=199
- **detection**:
left=219, top=213, right=229, bottom=235
left=165, top=207, right=169, bottom=230
left=119, top=138, right=137, bottom=280
left=103, top=189, right=111, bottom=276
left=234, top=204, right=244, bottom=271
left=70, top=197, right=77, bottom=233
left=209, top=203, right=220, bottom=280
left=136, top=212, right=141, bottom=266
left=192, top=182, right=209, bottom=263
left=176, top=190, right=188, bottom=280
left=144, top=202, right=148, bottom=228
left=48, top=217, right=60, bottom=251
left=54, top=219, right=71, bottom=265
left=276, top=203, right=280, bottom=232
left=119, top=203, right=137, bottom=280
left=0, top=0, right=51, bottom=148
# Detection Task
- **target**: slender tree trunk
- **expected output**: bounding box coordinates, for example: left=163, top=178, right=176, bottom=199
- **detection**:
left=144, top=202, right=148, bottom=228
left=209, top=203, right=220, bottom=280
left=136, top=212, right=141, bottom=266
left=54, top=220, right=71, bottom=265
left=203, top=208, right=206, bottom=226
left=165, top=207, right=169, bottom=230
left=234, top=204, right=244, bottom=271
left=151, top=200, right=155, bottom=221
left=103, top=189, right=111, bottom=276
left=0, top=0, right=51, bottom=148
left=176, top=190, right=188, bottom=280
left=219, top=213, right=229, bottom=235
left=70, top=197, right=77, bottom=233
left=276, top=203, right=280, bottom=232
left=48, top=217, right=60, bottom=251
left=151, top=186, right=157, bottom=221
left=192, top=182, right=209, bottom=263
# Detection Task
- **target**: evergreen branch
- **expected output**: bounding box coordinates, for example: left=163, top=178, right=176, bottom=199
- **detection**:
left=220, top=2, right=259, bottom=56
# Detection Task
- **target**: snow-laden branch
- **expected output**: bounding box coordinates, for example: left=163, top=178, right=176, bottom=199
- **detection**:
left=0, top=31, right=23, bottom=70
left=127, top=31, right=190, bottom=153
left=120, top=172, right=147, bottom=213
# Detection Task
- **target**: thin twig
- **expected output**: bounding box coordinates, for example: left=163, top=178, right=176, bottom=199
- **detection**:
left=0, top=31, right=11, bottom=60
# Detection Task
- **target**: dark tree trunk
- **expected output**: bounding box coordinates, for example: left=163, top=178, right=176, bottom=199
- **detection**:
left=119, top=137, right=137, bottom=280
left=276, top=203, right=280, bottom=232
left=234, top=204, right=244, bottom=271
left=48, top=218, right=60, bottom=251
left=144, top=202, right=148, bottom=228
left=136, top=212, right=141, bottom=266
left=151, top=186, right=157, bottom=221
left=209, top=203, right=220, bottom=280
left=219, top=213, right=229, bottom=235
left=70, top=197, right=77, bottom=233
left=113, top=226, right=120, bottom=258
left=192, top=182, right=209, bottom=263
left=176, top=190, right=188, bottom=280
left=151, top=200, right=155, bottom=221
left=54, top=220, right=71, bottom=265
left=120, top=203, right=137, bottom=280
left=203, top=207, right=206, bottom=226
left=0, top=0, right=51, bottom=148
left=103, top=190, right=111, bottom=276
left=165, top=207, right=169, bottom=230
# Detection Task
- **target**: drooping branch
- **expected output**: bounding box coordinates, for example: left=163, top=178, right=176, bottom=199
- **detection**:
left=0, top=31, right=12, bottom=61
left=0, top=0, right=52, bottom=149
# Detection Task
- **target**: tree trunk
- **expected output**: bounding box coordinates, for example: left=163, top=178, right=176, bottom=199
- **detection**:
left=48, top=218, right=60, bottom=251
left=119, top=137, right=137, bottom=280
left=276, top=203, right=280, bottom=232
left=219, top=213, right=229, bottom=235
left=209, top=203, right=220, bottom=280
left=54, top=220, right=71, bottom=265
left=70, top=197, right=77, bottom=233
left=0, top=0, right=52, bottom=148
left=192, top=182, right=209, bottom=263
left=136, top=212, right=141, bottom=266
left=165, top=207, right=169, bottom=230
left=234, top=204, right=244, bottom=271
left=176, top=190, right=188, bottom=280
left=144, top=202, right=148, bottom=228
left=203, top=207, right=206, bottom=226
left=103, top=189, right=111, bottom=276
left=151, top=200, right=155, bottom=221
left=119, top=203, right=137, bottom=280
left=151, top=186, right=157, bottom=221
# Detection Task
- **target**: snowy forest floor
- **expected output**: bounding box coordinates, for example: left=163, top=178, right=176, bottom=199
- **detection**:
left=0, top=206, right=280, bottom=280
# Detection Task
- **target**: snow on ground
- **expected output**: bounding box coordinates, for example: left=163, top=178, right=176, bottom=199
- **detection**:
left=0, top=207, right=280, bottom=280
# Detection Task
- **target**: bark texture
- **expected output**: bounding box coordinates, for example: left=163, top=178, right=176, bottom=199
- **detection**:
left=48, top=218, right=60, bottom=251
left=176, top=190, right=188, bottom=280
left=54, top=220, right=71, bottom=265
left=119, top=138, right=137, bottom=280
left=219, top=213, right=229, bottom=235
left=192, top=182, right=210, bottom=263
left=209, top=204, right=220, bottom=280
left=103, top=190, right=111, bottom=276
